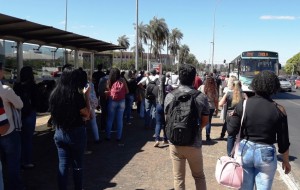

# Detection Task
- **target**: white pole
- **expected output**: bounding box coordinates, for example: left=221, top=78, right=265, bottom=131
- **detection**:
left=135, top=0, right=139, bottom=71
left=64, top=0, right=68, bottom=65
left=211, top=5, right=216, bottom=73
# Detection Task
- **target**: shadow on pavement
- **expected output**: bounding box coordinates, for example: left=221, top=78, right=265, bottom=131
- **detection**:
left=21, top=111, right=154, bottom=190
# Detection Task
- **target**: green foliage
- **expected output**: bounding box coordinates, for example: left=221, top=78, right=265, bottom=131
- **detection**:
left=285, top=52, right=300, bottom=75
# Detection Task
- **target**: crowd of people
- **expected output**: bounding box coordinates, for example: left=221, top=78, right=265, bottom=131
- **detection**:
left=0, top=61, right=292, bottom=190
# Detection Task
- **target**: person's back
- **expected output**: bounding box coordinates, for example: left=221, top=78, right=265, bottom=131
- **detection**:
left=164, top=64, right=209, bottom=190
left=92, top=64, right=105, bottom=98
left=227, top=70, right=291, bottom=190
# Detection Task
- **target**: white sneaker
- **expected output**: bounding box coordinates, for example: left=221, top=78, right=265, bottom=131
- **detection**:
left=154, top=141, right=160, bottom=147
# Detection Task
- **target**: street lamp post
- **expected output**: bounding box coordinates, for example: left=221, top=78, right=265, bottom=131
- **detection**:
left=64, top=0, right=68, bottom=65
left=135, top=0, right=139, bottom=71
left=211, top=7, right=216, bottom=72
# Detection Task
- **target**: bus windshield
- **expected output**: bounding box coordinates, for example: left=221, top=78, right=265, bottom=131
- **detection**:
left=240, top=59, right=277, bottom=76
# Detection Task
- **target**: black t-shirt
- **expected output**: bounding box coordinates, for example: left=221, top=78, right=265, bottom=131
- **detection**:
left=127, top=78, right=137, bottom=94
left=227, top=95, right=290, bottom=153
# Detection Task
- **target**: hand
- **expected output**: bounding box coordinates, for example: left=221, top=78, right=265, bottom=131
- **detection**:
left=282, top=161, right=291, bottom=174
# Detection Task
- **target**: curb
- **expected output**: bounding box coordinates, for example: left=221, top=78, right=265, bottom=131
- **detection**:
left=277, top=163, right=300, bottom=190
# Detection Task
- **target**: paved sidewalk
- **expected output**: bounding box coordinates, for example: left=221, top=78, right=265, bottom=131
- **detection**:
left=21, top=112, right=289, bottom=190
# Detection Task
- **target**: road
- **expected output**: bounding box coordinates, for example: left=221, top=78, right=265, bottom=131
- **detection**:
left=273, top=88, right=300, bottom=188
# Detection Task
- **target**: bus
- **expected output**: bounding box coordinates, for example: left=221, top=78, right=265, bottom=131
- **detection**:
left=229, top=50, right=281, bottom=92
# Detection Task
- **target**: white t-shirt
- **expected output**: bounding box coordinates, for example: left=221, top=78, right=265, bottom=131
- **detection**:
left=137, top=75, right=159, bottom=86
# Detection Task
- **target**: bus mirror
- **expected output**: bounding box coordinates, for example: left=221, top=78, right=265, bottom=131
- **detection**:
left=278, top=63, right=282, bottom=70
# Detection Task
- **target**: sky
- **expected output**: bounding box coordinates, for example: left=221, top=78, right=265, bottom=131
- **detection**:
left=1, top=0, right=300, bottom=65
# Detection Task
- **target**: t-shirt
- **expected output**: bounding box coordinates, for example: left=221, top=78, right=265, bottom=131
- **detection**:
left=164, top=85, right=209, bottom=147
left=227, top=95, right=290, bottom=154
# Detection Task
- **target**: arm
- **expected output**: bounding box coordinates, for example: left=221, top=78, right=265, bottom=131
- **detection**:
left=6, top=87, right=23, bottom=109
left=219, top=93, right=227, bottom=107
left=200, top=115, right=209, bottom=129
left=82, top=87, right=91, bottom=119
left=282, top=149, right=291, bottom=174
left=276, top=104, right=291, bottom=174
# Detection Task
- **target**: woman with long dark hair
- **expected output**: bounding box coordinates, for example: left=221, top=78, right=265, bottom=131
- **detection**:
left=198, top=76, right=218, bottom=141
left=13, top=66, right=38, bottom=169
left=49, top=68, right=90, bottom=190
left=105, top=68, right=128, bottom=141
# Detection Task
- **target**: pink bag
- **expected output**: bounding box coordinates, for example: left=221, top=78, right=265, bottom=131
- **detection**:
left=215, top=100, right=247, bottom=189
left=215, top=156, right=243, bottom=189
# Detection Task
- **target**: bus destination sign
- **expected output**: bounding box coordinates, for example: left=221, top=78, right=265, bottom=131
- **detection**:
left=242, top=51, right=278, bottom=58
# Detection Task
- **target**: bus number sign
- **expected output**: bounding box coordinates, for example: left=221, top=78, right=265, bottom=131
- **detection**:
left=243, top=51, right=277, bottom=57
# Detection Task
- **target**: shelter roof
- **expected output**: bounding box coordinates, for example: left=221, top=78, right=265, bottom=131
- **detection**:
left=0, top=13, right=124, bottom=52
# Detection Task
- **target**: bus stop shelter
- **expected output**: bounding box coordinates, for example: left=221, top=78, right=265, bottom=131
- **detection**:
left=0, top=13, right=124, bottom=79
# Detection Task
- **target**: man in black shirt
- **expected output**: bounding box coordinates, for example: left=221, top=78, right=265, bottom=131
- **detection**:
left=92, top=64, right=105, bottom=98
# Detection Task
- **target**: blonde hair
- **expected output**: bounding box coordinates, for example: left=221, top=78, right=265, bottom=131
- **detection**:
left=232, top=80, right=243, bottom=106
left=227, top=76, right=237, bottom=90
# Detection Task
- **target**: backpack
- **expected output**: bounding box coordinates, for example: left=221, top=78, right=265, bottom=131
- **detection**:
left=110, top=80, right=126, bottom=101
left=165, top=89, right=201, bottom=146
left=98, top=76, right=108, bottom=97
left=145, top=77, right=158, bottom=100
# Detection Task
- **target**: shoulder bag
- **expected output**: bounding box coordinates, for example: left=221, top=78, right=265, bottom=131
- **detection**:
left=215, top=100, right=247, bottom=189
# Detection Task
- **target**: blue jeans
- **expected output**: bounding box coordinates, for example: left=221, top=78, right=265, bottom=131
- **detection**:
left=155, top=104, right=167, bottom=141
left=124, top=93, right=134, bottom=123
left=0, top=160, right=3, bottom=190
left=205, top=109, right=215, bottom=136
left=239, top=139, right=277, bottom=190
left=21, top=111, right=36, bottom=165
left=88, top=109, right=100, bottom=141
left=145, top=98, right=156, bottom=128
left=106, top=98, right=125, bottom=140
left=54, top=126, right=87, bottom=190
left=0, top=130, right=22, bottom=190
left=139, top=98, right=145, bottom=118
left=227, top=135, right=236, bottom=156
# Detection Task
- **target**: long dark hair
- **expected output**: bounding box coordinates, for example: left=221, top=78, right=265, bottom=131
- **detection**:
left=20, top=66, right=35, bottom=84
left=49, top=69, right=86, bottom=127
left=108, top=68, right=121, bottom=88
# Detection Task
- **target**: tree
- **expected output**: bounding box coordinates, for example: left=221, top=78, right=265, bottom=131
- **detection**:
left=169, top=28, right=183, bottom=64
left=285, top=52, right=300, bottom=75
left=148, top=17, right=169, bottom=63
left=117, top=35, right=130, bottom=65
left=137, top=22, right=150, bottom=66
left=185, top=53, right=199, bottom=66
left=178, top=44, right=190, bottom=65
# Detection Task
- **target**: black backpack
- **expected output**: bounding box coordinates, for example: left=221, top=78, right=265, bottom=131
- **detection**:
left=165, top=89, right=201, bottom=146
left=145, top=77, right=158, bottom=100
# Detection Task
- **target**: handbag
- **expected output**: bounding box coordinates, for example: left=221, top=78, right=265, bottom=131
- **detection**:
left=215, top=100, right=247, bottom=189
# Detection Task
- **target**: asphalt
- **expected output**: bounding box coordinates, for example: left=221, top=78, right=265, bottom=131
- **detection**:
left=19, top=111, right=291, bottom=190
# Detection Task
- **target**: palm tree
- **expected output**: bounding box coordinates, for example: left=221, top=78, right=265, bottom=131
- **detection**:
left=148, top=17, right=169, bottom=66
left=169, top=28, right=183, bottom=70
left=137, top=22, right=149, bottom=67
left=179, top=44, right=190, bottom=65
left=117, top=35, right=130, bottom=66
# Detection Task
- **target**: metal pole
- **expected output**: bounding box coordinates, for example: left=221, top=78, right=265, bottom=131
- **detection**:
left=64, top=0, right=68, bottom=65
left=135, top=0, right=139, bottom=71
left=211, top=6, right=216, bottom=73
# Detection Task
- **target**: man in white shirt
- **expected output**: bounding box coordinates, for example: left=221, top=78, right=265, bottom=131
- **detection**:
left=137, top=69, right=159, bottom=129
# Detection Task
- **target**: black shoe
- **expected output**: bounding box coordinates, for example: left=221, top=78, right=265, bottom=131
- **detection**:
left=206, top=135, right=211, bottom=141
